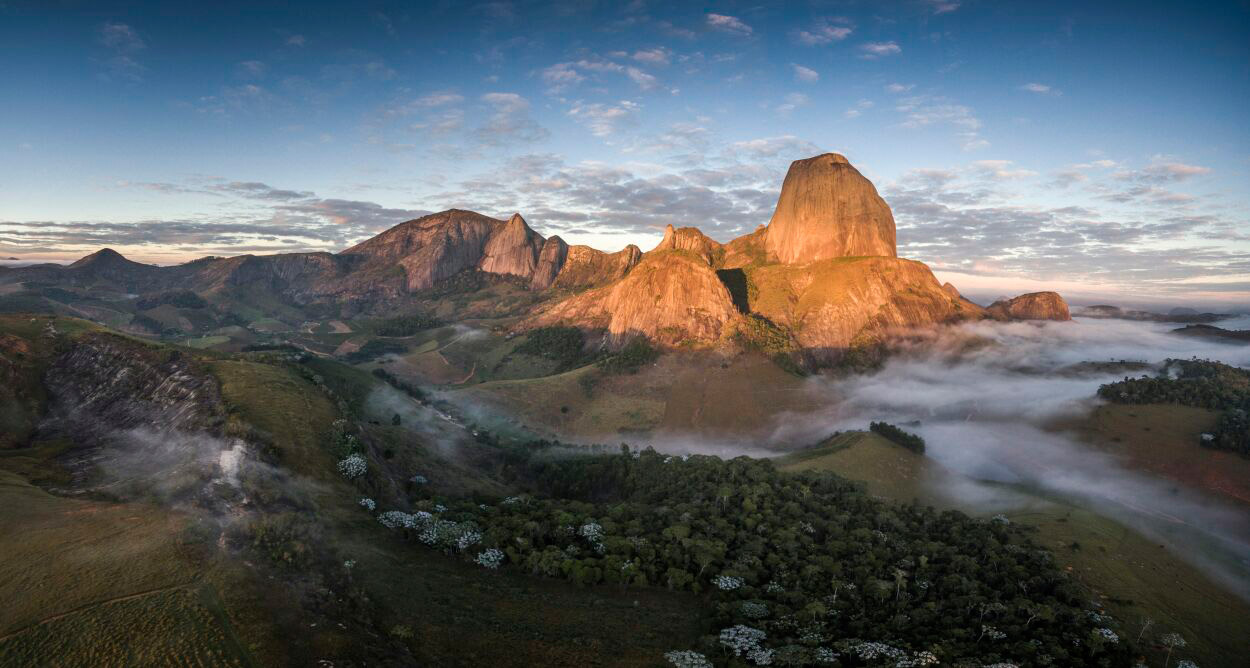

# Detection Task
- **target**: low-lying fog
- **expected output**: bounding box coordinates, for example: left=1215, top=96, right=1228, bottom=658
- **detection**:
left=770, top=317, right=1250, bottom=602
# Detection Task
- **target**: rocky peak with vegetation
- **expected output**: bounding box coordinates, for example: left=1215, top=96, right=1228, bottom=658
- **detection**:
left=987, top=291, right=1072, bottom=321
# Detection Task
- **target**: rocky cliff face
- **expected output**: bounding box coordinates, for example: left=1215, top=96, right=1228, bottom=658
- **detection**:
left=987, top=291, right=1071, bottom=321
left=530, top=236, right=569, bottom=290
left=650, top=225, right=722, bottom=266
left=479, top=213, right=544, bottom=279
left=44, top=333, right=224, bottom=433
left=763, top=153, right=897, bottom=264
left=533, top=250, right=740, bottom=346
left=749, top=257, right=984, bottom=362
left=551, top=244, right=642, bottom=290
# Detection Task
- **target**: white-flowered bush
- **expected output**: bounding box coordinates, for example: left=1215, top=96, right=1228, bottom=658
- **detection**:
left=1175, top=660, right=1198, bottom=668
left=579, top=522, right=604, bottom=541
left=410, top=474, right=428, bottom=484
left=714, top=574, right=744, bottom=591
left=813, top=647, right=838, bottom=664
left=897, top=650, right=940, bottom=666
left=982, top=625, right=1006, bottom=640
left=764, top=581, right=785, bottom=594
left=719, top=625, right=766, bottom=656
left=502, top=495, right=523, bottom=505
left=358, top=497, right=376, bottom=511
left=663, top=650, right=712, bottom=668
left=746, top=647, right=774, bottom=665
left=1094, top=627, right=1119, bottom=643
left=337, top=453, right=367, bottom=478
left=342, top=559, right=356, bottom=569
left=849, top=641, right=905, bottom=661
left=475, top=548, right=504, bottom=569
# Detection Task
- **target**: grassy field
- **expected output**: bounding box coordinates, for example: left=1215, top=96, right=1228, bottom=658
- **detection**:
left=1055, top=402, right=1250, bottom=508
left=0, top=470, right=258, bottom=667
left=457, top=350, right=816, bottom=442
left=778, top=431, right=1250, bottom=668
left=210, top=360, right=339, bottom=478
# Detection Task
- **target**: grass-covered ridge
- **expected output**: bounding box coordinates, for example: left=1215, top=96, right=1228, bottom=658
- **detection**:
left=1098, top=359, right=1250, bottom=455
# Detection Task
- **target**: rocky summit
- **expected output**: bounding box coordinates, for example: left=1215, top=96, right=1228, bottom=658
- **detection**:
left=763, top=153, right=897, bottom=263
left=986, top=291, right=1072, bottom=321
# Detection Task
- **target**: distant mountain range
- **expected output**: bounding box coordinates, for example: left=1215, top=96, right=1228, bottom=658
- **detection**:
left=0, top=153, right=1071, bottom=365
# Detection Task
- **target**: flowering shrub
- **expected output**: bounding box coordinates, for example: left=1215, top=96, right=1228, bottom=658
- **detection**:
left=663, top=650, right=711, bottom=668
left=475, top=548, right=504, bottom=569
left=337, top=453, right=367, bottom=479
left=849, top=641, right=905, bottom=661
left=358, top=497, right=376, bottom=511
left=1094, top=627, right=1119, bottom=643
left=714, top=574, right=744, bottom=591
left=410, top=474, right=428, bottom=484
left=578, top=522, right=603, bottom=541
left=812, top=647, right=838, bottom=664
left=719, top=625, right=766, bottom=656
left=746, top=647, right=774, bottom=665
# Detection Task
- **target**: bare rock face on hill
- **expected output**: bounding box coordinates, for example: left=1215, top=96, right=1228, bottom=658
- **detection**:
left=479, top=213, right=544, bottom=279
left=339, top=209, right=553, bottom=292
left=763, top=153, right=897, bottom=264
left=650, top=225, right=722, bottom=266
left=551, top=244, right=642, bottom=290
left=533, top=251, right=740, bottom=346
left=987, top=291, right=1071, bottom=321
left=530, top=236, right=569, bottom=290
left=749, top=257, right=984, bottom=362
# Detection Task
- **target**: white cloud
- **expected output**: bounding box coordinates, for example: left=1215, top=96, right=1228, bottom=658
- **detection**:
left=706, top=13, right=752, bottom=37
left=1020, top=82, right=1060, bottom=95
left=99, top=22, right=144, bottom=52
left=725, top=135, right=822, bottom=160
left=568, top=100, right=641, bottom=137
left=476, top=93, right=549, bottom=145
left=414, top=91, right=464, bottom=107
left=792, top=64, right=819, bottom=82
left=285, top=34, right=306, bottom=47
left=775, top=92, right=809, bottom=116
left=540, top=62, right=586, bottom=92
left=925, top=0, right=961, bottom=14
left=632, top=48, right=671, bottom=66
left=859, top=41, right=901, bottom=59
left=886, top=83, right=914, bottom=93
left=971, top=159, right=1038, bottom=180
left=794, top=19, right=852, bottom=45
left=844, top=99, right=873, bottom=119
left=237, top=60, right=267, bottom=79
left=625, top=66, right=658, bottom=89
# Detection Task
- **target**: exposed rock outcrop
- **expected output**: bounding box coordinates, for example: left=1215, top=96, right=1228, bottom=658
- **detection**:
left=748, top=257, right=984, bottom=362
left=479, top=213, right=543, bottom=279
left=533, top=250, right=740, bottom=346
left=987, top=291, right=1071, bottom=321
left=649, top=225, right=722, bottom=266
left=763, top=153, right=897, bottom=264
left=530, top=236, right=569, bottom=290
left=551, top=244, right=642, bottom=290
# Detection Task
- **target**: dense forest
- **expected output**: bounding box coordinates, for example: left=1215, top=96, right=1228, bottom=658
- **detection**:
left=350, top=440, right=1134, bottom=666
left=869, top=422, right=926, bottom=454
left=1098, top=358, right=1250, bottom=456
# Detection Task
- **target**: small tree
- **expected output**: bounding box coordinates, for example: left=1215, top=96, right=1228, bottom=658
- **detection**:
left=1160, top=632, right=1186, bottom=667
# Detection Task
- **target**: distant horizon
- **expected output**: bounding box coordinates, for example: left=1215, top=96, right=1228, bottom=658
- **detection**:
left=2, top=1, right=1248, bottom=303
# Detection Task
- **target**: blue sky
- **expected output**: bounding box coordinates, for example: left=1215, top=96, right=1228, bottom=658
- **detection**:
left=1, top=0, right=1248, bottom=304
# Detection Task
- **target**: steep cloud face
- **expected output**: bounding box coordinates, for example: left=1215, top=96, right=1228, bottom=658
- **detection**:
left=764, top=153, right=898, bottom=263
